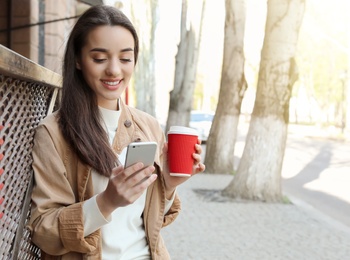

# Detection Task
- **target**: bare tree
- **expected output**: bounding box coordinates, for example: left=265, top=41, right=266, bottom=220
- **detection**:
left=204, top=0, right=247, bottom=174
left=223, top=0, right=305, bottom=202
left=165, top=0, right=205, bottom=132
left=131, top=0, right=158, bottom=116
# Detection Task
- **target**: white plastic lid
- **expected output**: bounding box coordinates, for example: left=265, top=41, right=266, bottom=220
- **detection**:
left=167, top=126, right=199, bottom=136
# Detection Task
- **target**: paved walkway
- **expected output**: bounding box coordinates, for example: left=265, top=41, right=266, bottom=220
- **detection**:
left=161, top=174, right=350, bottom=260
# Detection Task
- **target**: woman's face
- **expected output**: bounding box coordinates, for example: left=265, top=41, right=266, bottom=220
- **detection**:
left=76, top=25, right=135, bottom=110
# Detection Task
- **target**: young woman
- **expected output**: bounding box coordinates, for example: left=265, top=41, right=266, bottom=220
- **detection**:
left=28, top=5, right=205, bottom=260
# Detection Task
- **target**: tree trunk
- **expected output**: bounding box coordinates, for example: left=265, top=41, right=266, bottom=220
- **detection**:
left=204, top=0, right=247, bottom=174
left=131, top=0, right=158, bottom=116
left=223, top=0, right=305, bottom=202
left=166, top=0, right=205, bottom=132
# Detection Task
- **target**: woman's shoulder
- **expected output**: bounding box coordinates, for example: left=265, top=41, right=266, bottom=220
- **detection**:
left=128, top=106, right=160, bottom=126
left=38, top=111, right=60, bottom=130
left=35, top=111, right=70, bottom=153
left=126, top=106, right=165, bottom=139
left=36, top=111, right=65, bottom=141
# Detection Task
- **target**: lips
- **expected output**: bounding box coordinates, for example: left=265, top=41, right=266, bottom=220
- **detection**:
left=101, top=79, right=122, bottom=90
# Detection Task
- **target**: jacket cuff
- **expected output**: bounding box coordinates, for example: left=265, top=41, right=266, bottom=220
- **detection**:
left=163, top=193, right=181, bottom=227
left=164, top=188, right=177, bottom=214
left=59, top=203, right=100, bottom=253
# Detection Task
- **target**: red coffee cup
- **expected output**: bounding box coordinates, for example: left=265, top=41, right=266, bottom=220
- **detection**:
left=167, top=126, right=199, bottom=177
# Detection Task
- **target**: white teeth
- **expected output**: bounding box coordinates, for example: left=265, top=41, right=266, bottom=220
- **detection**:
left=104, top=81, right=119, bottom=86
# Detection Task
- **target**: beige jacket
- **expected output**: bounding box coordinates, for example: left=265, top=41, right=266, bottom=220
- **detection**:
left=28, top=101, right=181, bottom=259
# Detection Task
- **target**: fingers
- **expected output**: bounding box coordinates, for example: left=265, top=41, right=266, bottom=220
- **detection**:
left=192, top=152, right=201, bottom=164
left=105, top=164, right=157, bottom=210
left=193, top=144, right=203, bottom=163
left=125, top=164, right=156, bottom=187
left=132, top=173, right=157, bottom=194
left=112, top=162, right=153, bottom=180
left=195, top=143, right=202, bottom=154
left=196, top=162, right=205, bottom=173
left=124, top=166, right=157, bottom=203
left=110, top=165, right=124, bottom=177
left=98, top=169, right=158, bottom=218
left=110, top=162, right=157, bottom=196
left=192, top=154, right=205, bottom=174
left=192, top=143, right=205, bottom=174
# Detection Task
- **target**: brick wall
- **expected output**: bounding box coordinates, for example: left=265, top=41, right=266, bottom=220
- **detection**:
left=0, top=0, right=33, bottom=60
left=0, top=0, right=78, bottom=74
left=0, top=1, right=9, bottom=47
left=44, top=0, right=77, bottom=73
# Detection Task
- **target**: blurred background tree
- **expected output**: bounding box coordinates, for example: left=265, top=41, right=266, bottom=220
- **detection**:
left=165, top=0, right=205, bottom=132
left=223, top=0, right=306, bottom=202
left=204, top=0, right=247, bottom=174
left=130, top=0, right=158, bottom=117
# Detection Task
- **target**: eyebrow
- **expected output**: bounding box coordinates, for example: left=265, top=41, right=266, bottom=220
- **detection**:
left=90, top=47, right=134, bottom=53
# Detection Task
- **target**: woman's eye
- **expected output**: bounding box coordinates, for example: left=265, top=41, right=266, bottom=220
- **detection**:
left=93, top=58, right=106, bottom=63
left=120, top=58, right=132, bottom=63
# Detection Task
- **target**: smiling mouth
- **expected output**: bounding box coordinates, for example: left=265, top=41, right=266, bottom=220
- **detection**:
left=102, top=80, right=121, bottom=86
left=101, top=80, right=122, bottom=90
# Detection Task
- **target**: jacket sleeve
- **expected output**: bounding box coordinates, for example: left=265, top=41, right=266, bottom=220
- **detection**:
left=162, top=192, right=181, bottom=227
left=28, top=124, right=99, bottom=255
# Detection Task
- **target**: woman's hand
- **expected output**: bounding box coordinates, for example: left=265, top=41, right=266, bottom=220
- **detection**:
left=96, top=163, right=157, bottom=218
left=162, top=140, right=205, bottom=198
left=192, top=140, right=206, bottom=174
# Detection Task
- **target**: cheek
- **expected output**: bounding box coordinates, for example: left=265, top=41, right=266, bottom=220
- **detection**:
left=125, top=66, right=135, bottom=77
left=82, top=63, right=101, bottom=79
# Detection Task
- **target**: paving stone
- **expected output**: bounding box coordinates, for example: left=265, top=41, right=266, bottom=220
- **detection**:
left=162, top=174, right=350, bottom=260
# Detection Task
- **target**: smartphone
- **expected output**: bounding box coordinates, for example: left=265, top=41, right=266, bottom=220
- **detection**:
left=125, top=141, right=158, bottom=168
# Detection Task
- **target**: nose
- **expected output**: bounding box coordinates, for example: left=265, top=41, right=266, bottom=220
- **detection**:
left=105, top=58, right=121, bottom=77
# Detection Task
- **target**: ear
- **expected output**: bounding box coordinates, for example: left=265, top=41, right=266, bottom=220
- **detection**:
left=76, top=59, right=81, bottom=70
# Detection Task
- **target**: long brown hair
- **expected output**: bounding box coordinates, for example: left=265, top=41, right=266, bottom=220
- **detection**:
left=58, top=5, right=139, bottom=176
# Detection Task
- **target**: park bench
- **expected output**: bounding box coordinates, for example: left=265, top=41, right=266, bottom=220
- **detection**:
left=0, top=44, right=61, bottom=259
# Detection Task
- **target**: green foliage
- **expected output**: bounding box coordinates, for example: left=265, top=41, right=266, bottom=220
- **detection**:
left=193, top=74, right=204, bottom=110
left=293, top=0, right=349, bottom=126
left=192, top=73, right=218, bottom=111
left=282, top=195, right=292, bottom=204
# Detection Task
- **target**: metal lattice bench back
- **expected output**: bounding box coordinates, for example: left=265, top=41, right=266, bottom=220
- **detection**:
left=0, top=45, right=61, bottom=259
